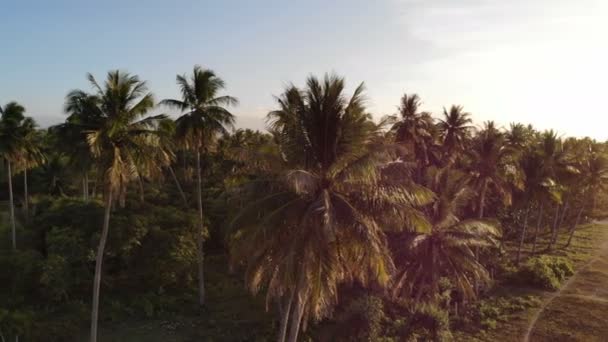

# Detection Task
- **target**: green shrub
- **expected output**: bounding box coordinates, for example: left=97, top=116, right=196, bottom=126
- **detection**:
left=472, top=296, right=540, bottom=331
left=332, top=295, right=386, bottom=341
left=406, top=304, right=453, bottom=342
left=517, top=256, right=574, bottom=290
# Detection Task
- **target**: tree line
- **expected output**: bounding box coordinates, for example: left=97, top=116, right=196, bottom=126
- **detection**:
left=1, top=68, right=607, bottom=341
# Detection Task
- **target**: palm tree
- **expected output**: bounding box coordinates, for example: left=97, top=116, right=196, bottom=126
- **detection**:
left=0, top=102, right=29, bottom=250
left=515, top=147, right=561, bottom=263
left=160, top=65, right=237, bottom=307
left=437, top=105, right=472, bottom=165
left=390, top=93, right=438, bottom=175
left=392, top=167, right=500, bottom=302
left=67, top=71, right=164, bottom=342
left=17, top=118, right=44, bottom=216
left=53, top=90, right=104, bottom=200
left=505, top=123, right=533, bottom=150
left=566, top=147, right=608, bottom=247
left=230, top=75, right=430, bottom=342
left=467, top=122, right=519, bottom=219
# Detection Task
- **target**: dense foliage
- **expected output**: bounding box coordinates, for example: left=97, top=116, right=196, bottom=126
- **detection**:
left=1, top=69, right=607, bottom=341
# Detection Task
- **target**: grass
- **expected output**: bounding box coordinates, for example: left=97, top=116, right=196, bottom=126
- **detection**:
left=454, top=220, right=608, bottom=341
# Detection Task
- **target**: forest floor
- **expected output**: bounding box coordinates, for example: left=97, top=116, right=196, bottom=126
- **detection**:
left=524, top=219, right=608, bottom=342
left=456, top=219, right=608, bottom=342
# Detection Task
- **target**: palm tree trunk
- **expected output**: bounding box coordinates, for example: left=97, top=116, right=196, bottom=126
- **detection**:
left=23, top=168, right=29, bottom=218
left=196, top=149, right=205, bottom=307
left=138, top=175, right=145, bottom=203
left=90, top=186, right=113, bottom=342
left=83, top=176, right=87, bottom=200
left=566, top=203, right=585, bottom=248
left=85, top=172, right=89, bottom=200
left=474, top=178, right=488, bottom=294
left=558, top=198, right=569, bottom=230
left=7, top=160, right=16, bottom=250
left=277, top=292, right=294, bottom=342
left=516, top=204, right=531, bottom=264
left=532, top=202, right=544, bottom=254
left=478, top=178, right=488, bottom=219
left=548, top=203, right=560, bottom=250
left=592, top=193, right=597, bottom=213
left=168, top=166, right=187, bottom=207
left=287, top=285, right=308, bottom=342
left=286, top=271, right=309, bottom=342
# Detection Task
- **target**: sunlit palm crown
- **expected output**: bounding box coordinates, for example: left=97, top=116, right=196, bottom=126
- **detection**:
left=437, top=105, right=472, bottom=154
left=231, top=74, right=434, bottom=322
left=160, top=66, right=237, bottom=151
left=390, top=93, right=437, bottom=165
left=67, top=70, right=168, bottom=195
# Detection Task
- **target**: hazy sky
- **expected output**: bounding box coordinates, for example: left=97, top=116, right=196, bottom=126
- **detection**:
left=1, top=0, right=606, bottom=139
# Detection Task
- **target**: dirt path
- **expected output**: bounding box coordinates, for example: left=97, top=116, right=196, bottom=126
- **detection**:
left=523, top=220, right=608, bottom=341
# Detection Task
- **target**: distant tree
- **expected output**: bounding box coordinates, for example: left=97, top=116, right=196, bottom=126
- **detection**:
left=0, top=101, right=34, bottom=249
left=437, top=105, right=472, bottom=165
left=467, top=122, right=519, bottom=219
left=390, top=94, right=437, bottom=174
left=160, top=65, right=237, bottom=307
left=17, top=118, right=45, bottom=216
left=52, top=90, right=103, bottom=200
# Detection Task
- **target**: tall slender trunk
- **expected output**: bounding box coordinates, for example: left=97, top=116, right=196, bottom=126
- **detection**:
left=558, top=198, right=569, bottom=230
left=474, top=178, right=488, bottom=294
left=548, top=203, right=560, bottom=250
left=23, top=168, right=28, bottom=217
left=478, top=178, right=488, bottom=219
left=138, top=175, right=145, bottom=203
left=83, top=176, right=87, bottom=200
left=7, top=160, right=16, bottom=250
left=277, top=292, right=294, bottom=342
left=168, top=166, right=187, bottom=207
left=516, top=204, right=531, bottom=264
left=532, top=202, right=544, bottom=254
left=90, top=186, right=113, bottom=342
left=196, top=149, right=205, bottom=306
left=85, top=172, right=89, bottom=200
left=287, top=277, right=308, bottom=342
left=566, top=203, right=585, bottom=248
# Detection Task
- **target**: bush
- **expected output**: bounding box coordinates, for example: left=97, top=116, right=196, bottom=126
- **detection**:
left=516, top=256, right=574, bottom=290
left=406, top=304, right=452, bottom=342
left=331, top=295, right=387, bottom=341
left=470, top=295, right=541, bottom=331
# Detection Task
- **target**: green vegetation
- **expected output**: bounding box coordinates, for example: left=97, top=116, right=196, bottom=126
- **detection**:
left=1, top=69, right=608, bottom=341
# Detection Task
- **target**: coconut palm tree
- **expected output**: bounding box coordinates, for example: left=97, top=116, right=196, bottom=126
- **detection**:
left=230, top=75, right=432, bottom=342
left=505, top=123, right=533, bottom=151
left=390, top=93, right=438, bottom=176
left=437, top=105, right=472, bottom=165
left=160, top=65, right=237, bottom=307
left=566, top=147, right=608, bottom=247
left=17, top=117, right=45, bottom=216
left=515, top=147, right=561, bottom=263
left=467, top=122, right=519, bottom=219
left=0, top=102, right=30, bottom=249
left=53, top=90, right=104, bottom=200
left=392, top=167, right=500, bottom=302
left=68, top=70, right=165, bottom=342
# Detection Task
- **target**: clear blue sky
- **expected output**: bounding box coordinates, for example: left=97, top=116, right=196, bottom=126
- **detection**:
left=1, top=0, right=607, bottom=138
